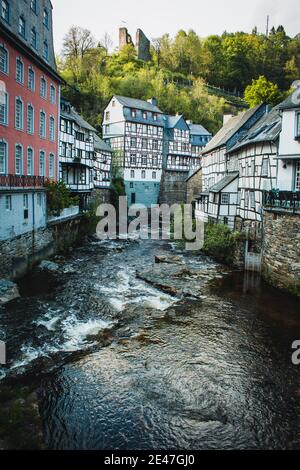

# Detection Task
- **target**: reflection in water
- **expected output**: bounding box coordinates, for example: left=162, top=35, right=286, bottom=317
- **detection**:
left=1, top=238, right=300, bottom=449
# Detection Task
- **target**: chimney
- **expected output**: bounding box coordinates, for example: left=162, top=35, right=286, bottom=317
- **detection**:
left=147, top=97, right=157, bottom=107
left=223, top=114, right=234, bottom=126
left=186, top=120, right=192, bottom=125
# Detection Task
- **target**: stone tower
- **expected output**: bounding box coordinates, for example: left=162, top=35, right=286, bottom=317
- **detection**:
left=136, top=29, right=151, bottom=61
left=119, top=28, right=134, bottom=49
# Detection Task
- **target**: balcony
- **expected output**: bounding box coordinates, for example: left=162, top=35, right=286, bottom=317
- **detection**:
left=263, top=190, right=300, bottom=213
left=0, top=175, right=45, bottom=190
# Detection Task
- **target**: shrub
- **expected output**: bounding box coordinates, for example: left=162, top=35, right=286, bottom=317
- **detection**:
left=45, top=180, right=79, bottom=215
left=202, top=223, right=241, bottom=265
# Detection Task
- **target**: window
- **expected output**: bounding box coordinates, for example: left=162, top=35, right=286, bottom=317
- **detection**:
left=153, top=140, right=158, bottom=150
left=153, top=126, right=158, bottom=135
left=37, top=193, right=42, bottom=206
left=16, top=58, right=24, bottom=84
left=23, top=194, right=28, bottom=211
left=43, top=8, right=49, bottom=28
left=296, top=114, right=300, bottom=138
left=245, top=191, right=249, bottom=208
left=221, top=193, right=230, bottom=205
left=1, top=0, right=9, bottom=23
left=141, top=170, right=146, bottom=179
left=141, top=154, right=147, bottom=166
left=43, top=41, right=49, bottom=61
left=105, top=111, right=110, bottom=121
left=142, top=125, right=147, bottom=134
left=295, top=161, right=300, bottom=191
left=31, top=28, right=37, bottom=49
left=130, top=182, right=134, bottom=189
left=75, top=131, right=84, bottom=142
left=5, top=195, right=11, bottom=211
left=28, top=67, right=35, bottom=90
left=130, top=154, right=136, bottom=165
left=143, top=111, right=147, bottom=119
left=153, top=113, right=157, bottom=121
left=152, top=156, right=158, bottom=166
left=50, top=85, right=56, bottom=104
left=142, top=138, right=147, bottom=149
left=131, top=109, right=136, bottom=118
left=250, top=191, right=255, bottom=208
left=15, top=98, right=23, bottom=129
left=130, top=137, right=137, bottom=148
left=49, top=116, right=55, bottom=141
left=39, top=111, right=46, bottom=138
left=0, top=44, right=8, bottom=73
left=27, top=147, right=33, bottom=175
left=0, top=140, right=7, bottom=173
left=223, top=217, right=228, bottom=226
left=40, top=77, right=47, bottom=98
left=27, top=104, right=34, bottom=134
left=30, top=0, right=37, bottom=13
left=49, top=153, right=55, bottom=178
left=130, top=170, right=135, bottom=178
left=152, top=171, right=156, bottom=179
left=131, top=123, right=137, bottom=133
left=261, top=159, right=269, bottom=177
left=112, top=100, right=115, bottom=107
left=39, top=151, right=45, bottom=176
left=19, top=16, right=26, bottom=38
left=0, top=92, right=8, bottom=125
left=15, top=144, right=23, bottom=175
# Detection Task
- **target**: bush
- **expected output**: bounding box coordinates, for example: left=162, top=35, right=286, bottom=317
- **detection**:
left=202, top=223, right=241, bottom=265
left=45, top=180, right=79, bottom=215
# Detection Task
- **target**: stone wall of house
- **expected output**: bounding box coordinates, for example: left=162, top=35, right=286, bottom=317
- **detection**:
left=186, top=169, right=202, bottom=204
left=262, top=209, right=300, bottom=295
left=159, top=170, right=189, bottom=205
left=0, top=216, right=83, bottom=280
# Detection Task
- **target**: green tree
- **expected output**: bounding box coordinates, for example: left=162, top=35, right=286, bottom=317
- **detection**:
left=244, top=75, right=284, bottom=107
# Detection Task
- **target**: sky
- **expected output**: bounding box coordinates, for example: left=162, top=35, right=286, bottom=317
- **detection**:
left=51, top=0, right=300, bottom=54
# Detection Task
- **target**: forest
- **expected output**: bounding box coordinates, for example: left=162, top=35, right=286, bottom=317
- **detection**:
left=58, top=25, right=300, bottom=134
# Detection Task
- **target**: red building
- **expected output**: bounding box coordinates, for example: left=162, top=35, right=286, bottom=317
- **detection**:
left=0, top=0, right=63, bottom=241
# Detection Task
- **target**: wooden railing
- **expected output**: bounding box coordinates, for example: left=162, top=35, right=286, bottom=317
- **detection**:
left=263, top=190, right=300, bottom=212
left=0, top=174, right=45, bottom=189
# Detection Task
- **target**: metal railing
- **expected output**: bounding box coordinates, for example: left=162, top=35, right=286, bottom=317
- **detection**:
left=0, top=174, right=45, bottom=189
left=263, top=190, right=300, bottom=212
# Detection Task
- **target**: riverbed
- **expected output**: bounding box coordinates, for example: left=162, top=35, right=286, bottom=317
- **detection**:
left=0, top=236, right=300, bottom=449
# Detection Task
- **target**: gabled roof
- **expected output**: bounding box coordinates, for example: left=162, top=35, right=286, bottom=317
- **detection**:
left=278, top=89, right=300, bottom=110
left=94, top=135, right=112, bottom=153
left=114, top=95, right=163, bottom=113
left=165, top=115, right=183, bottom=128
left=209, top=173, right=239, bottom=193
left=189, top=123, right=212, bottom=136
left=60, top=101, right=96, bottom=132
left=186, top=167, right=202, bottom=182
left=203, top=105, right=262, bottom=154
left=228, top=105, right=282, bottom=154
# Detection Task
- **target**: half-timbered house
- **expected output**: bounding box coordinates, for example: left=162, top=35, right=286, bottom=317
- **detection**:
left=164, top=115, right=192, bottom=171
left=188, top=122, right=212, bottom=170
left=93, top=135, right=112, bottom=189
left=195, top=104, right=267, bottom=227
left=103, top=95, right=164, bottom=207
left=59, top=99, right=95, bottom=209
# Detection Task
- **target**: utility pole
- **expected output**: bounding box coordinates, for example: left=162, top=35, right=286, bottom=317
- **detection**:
left=266, top=15, right=269, bottom=37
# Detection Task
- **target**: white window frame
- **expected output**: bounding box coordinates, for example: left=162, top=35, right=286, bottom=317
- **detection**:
left=39, top=110, right=46, bottom=138
left=0, top=91, right=8, bottom=125
left=15, top=96, right=24, bottom=130
left=0, top=139, right=8, bottom=174
left=28, top=67, right=35, bottom=91
left=39, top=150, right=45, bottom=177
left=27, top=104, right=34, bottom=134
left=0, top=43, right=9, bottom=74
left=49, top=153, right=55, bottom=178
left=5, top=194, right=12, bottom=211
left=15, top=144, right=23, bottom=175
left=16, top=57, right=24, bottom=84
left=40, top=77, right=47, bottom=99
left=221, top=193, right=230, bottom=205
left=49, top=116, right=55, bottom=141
left=27, top=147, right=34, bottom=176
left=50, top=84, right=56, bottom=104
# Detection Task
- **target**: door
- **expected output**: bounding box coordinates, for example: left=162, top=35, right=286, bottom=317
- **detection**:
left=131, top=193, right=136, bottom=205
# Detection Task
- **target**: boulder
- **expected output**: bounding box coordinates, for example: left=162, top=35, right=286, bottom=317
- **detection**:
left=154, top=254, right=183, bottom=265
left=39, top=260, right=60, bottom=272
left=0, top=279, right=20, bottom=305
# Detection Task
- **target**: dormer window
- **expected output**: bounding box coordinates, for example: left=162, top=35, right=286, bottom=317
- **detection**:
left=143, top=111, right=147, bottom=119
left=30, top=0, right=37, bottom=14
left=131, top=109, right=136, bottom=118
left=43, top=8, right=49, bottom=28
left=31, top=27, right=37, bottom=49
left=1, top=0, right=9, bottom=23
left=43, top=41, right=49, bottom=61
left=105, top=111, right=110, bottom=121
left=153, top=113, right=157, bottom=121
left=19, top=16, right=26, bottom=38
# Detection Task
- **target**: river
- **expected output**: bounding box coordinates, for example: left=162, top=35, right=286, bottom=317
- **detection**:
left=1, top=236, right=300, bottom=450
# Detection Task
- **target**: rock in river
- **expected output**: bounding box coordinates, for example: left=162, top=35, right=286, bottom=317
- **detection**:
left=0, top=279, right=20, bottom=305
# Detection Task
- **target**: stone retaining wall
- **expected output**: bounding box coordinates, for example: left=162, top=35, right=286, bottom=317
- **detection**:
left=262, top=209, right=300, bottom=296
left=159, top=170, right=189, bottom=205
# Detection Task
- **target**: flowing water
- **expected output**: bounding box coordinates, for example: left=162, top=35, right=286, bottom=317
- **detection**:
left=1, top=236, right=300, bottom=450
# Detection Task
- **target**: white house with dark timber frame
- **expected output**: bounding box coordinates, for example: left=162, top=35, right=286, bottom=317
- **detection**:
left=227, top=105, right=281, bottom=230
left=195, top=104, right=267, bottom=227
left=93, top=136, right=113, bottom=189
left=103, top=95, right=164, bottom=207
left=164, top=115, right=192, bottom=171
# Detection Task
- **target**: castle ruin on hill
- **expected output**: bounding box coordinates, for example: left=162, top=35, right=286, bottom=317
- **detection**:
left=119, top=27, right=151, bottom=62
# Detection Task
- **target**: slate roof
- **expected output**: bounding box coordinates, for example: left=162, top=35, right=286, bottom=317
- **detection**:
left=203, top=105, right=262, bottom=154
left=165, top=115, right=183, bottom=128
left=278, top=89, right=300, bottom=110
left=115, top=95, right=163, bottom=113
left=94, top=135, right=112, bottom=153
left=228, top=105, right=282, bottom=154
left=209, top=173, right=239, bottom=193
left=61, top=102, right=96, bottom=132
left=188, top=123, right=212, bottom=136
